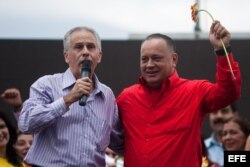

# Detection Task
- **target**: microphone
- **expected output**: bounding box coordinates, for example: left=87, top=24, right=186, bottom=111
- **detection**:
left=79, top=60, right=91, bottom=106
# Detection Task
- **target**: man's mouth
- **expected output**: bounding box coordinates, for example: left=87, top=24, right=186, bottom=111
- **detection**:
left=146, top=70, right=158, bottom=75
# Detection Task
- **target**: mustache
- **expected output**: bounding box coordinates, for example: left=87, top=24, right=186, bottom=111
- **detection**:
left=79, top=59, right=92, bottom=65
left=213, top=118, right=226, bottom=125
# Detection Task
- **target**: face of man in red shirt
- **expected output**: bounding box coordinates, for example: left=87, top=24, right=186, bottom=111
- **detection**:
left=140, top=38, right=178, bottom=88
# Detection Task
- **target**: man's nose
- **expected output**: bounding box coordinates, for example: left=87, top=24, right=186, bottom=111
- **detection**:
left=224, top=133, right=232, bottom=140
left=82, top=47, right=90, bottom=57
left=216, top=111, right=223, bottom=117
left=26, top=143, right=31, bottom=148
left=146, top=59, right=154, bottom=67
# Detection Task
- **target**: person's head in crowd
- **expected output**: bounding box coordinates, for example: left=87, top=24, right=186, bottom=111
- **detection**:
left=0, top=110, right=23, bottom=166
left=13, top=131, right=33, bottom=160
left=140, top=33, right=178, bottom=88
left=222, top=116, right=250, bottom=151
left=209, top=104, right=237, bottom=140
left=63, top=26, right=102, bottom=80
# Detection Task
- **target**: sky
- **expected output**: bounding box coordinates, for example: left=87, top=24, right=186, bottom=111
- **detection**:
left=0, top=0, right=249, bottom=40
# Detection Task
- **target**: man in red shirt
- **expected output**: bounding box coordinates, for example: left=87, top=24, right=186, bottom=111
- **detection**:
left=116, top=20, right=241, bottom=167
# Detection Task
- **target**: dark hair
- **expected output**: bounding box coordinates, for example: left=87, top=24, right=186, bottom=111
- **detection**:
left=142, top=33, right=176, bottom=52
left=230, top=103, right=237, bottom=112
left=0, top=110, right=23, bottom=167
left=225, top=115, right=250, bottom=137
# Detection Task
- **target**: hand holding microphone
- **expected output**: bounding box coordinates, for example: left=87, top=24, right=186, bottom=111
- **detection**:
left=63, top=60, right=92, bottom=107
left=79, top=60, right=91, bottom=106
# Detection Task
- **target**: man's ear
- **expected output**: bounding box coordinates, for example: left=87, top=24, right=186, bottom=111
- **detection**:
left=97, top=51, right=102, bottom=63
left=172, top=52, right=178, bottom=67
left=64, top=52, right=69, bottom=63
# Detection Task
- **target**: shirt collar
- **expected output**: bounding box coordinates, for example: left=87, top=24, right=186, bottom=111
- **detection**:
left=62, top=68, right=76, bottom=89
left=62, top=68, right=105, bottom=99
left=207, top=133, right=222, bottom=147
left=139, top=70, right=180, bottom=90
left=92, top=75, right=105, bottom=99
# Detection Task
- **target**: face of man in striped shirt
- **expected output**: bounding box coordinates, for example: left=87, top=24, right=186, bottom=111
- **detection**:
left=64, top=29, right=102, bottom=79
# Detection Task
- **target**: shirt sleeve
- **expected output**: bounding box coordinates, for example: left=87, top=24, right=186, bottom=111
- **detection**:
left=18, top=77, right=68, bottom=133
left=202, top=52, right=242, bottom=112
left=108, top=101, right=124, bottom=155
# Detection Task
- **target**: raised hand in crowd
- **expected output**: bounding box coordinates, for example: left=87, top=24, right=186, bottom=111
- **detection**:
left=1, top=88, right=22, bottom=111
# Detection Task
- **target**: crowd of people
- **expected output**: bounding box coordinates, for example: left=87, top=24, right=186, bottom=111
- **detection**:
left=0, top=20, right=249, bottom=167
left=204, top=104, right=250, bottom=167
left=0, top=88, right=33, bottom=167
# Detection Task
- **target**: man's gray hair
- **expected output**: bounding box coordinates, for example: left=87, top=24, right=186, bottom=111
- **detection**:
left=63, top=26, right=102, bottom=52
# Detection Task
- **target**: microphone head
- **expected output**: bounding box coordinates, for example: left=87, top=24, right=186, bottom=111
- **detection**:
left=82, top=60, right=91, bottom=72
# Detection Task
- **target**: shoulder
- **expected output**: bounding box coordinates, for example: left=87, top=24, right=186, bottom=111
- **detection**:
left=119, top=84, right=140, bottom=96
left=96, top=81, right=117, bottom=104
left=32, top=73, right=63, bottom=86
left=99, top=82, right=113, bottom=92
left=29, top=73, right=64, bottom=96
left=116, top=84, right=141, bottom=103
left=36, top=73, right=63, bottom=82
left=179, top=78, right=211, bottom=86
left=175, top=78, right=213, bottom=95
left=99, top=83, right=115, bottom=96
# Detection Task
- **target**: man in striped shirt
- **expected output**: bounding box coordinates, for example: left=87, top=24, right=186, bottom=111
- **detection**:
left=18, top=26, right=123, bottom=167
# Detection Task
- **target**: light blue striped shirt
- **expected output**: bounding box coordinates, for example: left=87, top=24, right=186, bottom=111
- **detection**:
left=18, top=68, right=123, bottom=167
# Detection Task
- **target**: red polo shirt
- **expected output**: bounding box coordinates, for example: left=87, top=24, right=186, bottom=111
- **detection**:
left=116, top=54, right=241, bottom=167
